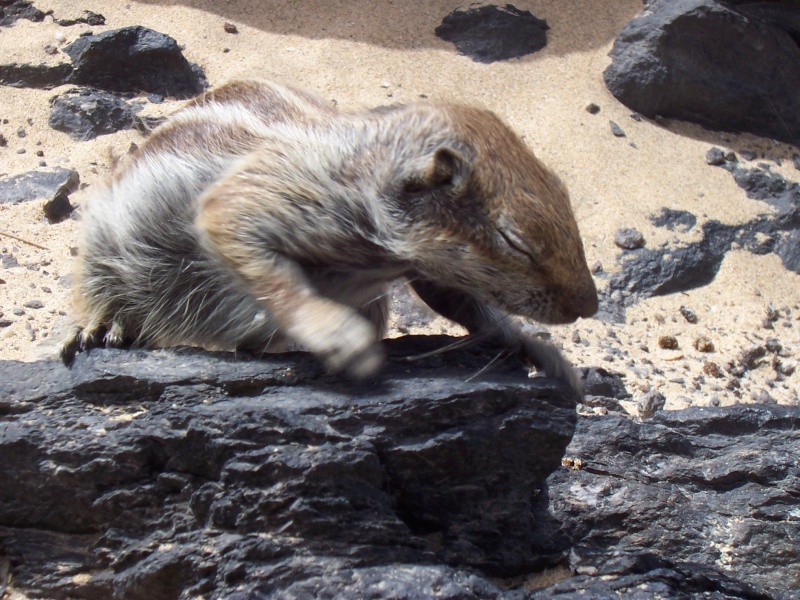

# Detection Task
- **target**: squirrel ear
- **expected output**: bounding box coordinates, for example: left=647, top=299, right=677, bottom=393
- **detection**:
left=404, top=146, right=470, bottom=196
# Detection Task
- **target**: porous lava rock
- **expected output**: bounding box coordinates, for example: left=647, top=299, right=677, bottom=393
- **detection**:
left=545, top=405, right=800, bottom=595
left=1, top=339, right=795, bottom=597
left=0, top=25, right=206, bottom=96
left=0, top=337, right=577, bottom=598
left=63, top=26, right=207, bottom=98
left=435, top=4, right=549, bottom=64
left=0, top=166, right=79, bottom=205
left=49, top=87, right=149, bottom=141
left=604, top=0, right=800, bottom=146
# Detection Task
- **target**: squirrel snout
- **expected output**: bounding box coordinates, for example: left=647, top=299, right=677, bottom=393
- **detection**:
left=560, top=278, right=598, bottom=321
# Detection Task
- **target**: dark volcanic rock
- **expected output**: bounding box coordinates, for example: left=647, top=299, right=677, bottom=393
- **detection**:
left=545, top=405, right=800, bottom=595
left=1, top=341, right=793, bottom=597
left=0, top=167, right=79, bottom=205
left=0, top=337, right=577, bottom=598
left=609, top=164, right=800, bottom=318
left=53, top=10, right=105, bottom=27
left=613, top=227, right=645, bottom=250
left=0, top=0, right=46, bottom=27
left=435, top=4, right=549, bottom=64
left=63, top=26, right=207, bottom=98
left=604, top=0, right=800, bottom=146
left=49, top=88, right=147, bottom=141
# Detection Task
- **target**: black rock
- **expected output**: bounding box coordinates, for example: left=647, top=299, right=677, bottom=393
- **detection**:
left=1, top=342, right=793, bottom=597
left=582, top=367, right=630, bottom=400
left=0, top=338, right=577, bottom=597
left=604, top=0, right=800, bottom=146
left=609, top=163, right=800, bottom=317
left=544, top=405, right=800, bottom=595
left=0, top=0, right=45, bottom=27
left=49, top=88, right=147, bottom=141
left=649, top=207, right=697, bottom=232
left=42, top=189, right=74, bottom=222
left=706, top=146, right=726, bottom=166
left=741, top=150, right=757, bottom=161
left=609, top=120, right=626, bottom=137
left=793, top=154, right=800, bottom=171
left=54, top=10, right=105, bottom=27
left=435, top=4, right=549, bottom=64
left=63, top=26, right=207, bottom=98
left=0, top=167, right=79, bottom=205
left=585, top=103, right=600, bottom=115
left=613, top=227, right=645, bottom=250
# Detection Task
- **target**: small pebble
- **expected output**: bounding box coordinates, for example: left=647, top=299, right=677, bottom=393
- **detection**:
left=0, top=133, right=7, bottom=147
left=614, top=228, right=645, bottom=250
left=703, top=362, right=724, bottom=378
left=0, top=320, right=12, bottom=328
left=658, top=335, right=679, bottom=350
left=740, top=150, right=757, bottom=161
left=24, top=300, right=44, bottom=309
left=609, top=121, right=626, bottom=137
left=586, top=103, right=600, bottom=115
left=571, top=330, right=582, bottom=344
left=790, top=153, right=800, bottom=171
left=705, top=147, right=725, bottom=165
left=54, top=30, right=66, bottom=43
left=12, top=308, right=25, bottom=316
left=764, top=338, right=782, bottom=353
left=637, top=390, right=666, bottom=419
left=16, top=148, right=26, bottom=154
left=739, top=344, right=767, bottom=371
left=630, top=112, right=642, bottom=121
left=223, top=22, right=238, bottom=34
left=693, top=336, right=715, bottom=352
left=723, top=150, right=736, bottom=162
left=680, top=305, right=698, bottom=324
left=590, top=261, right=603, bottom=274
left=35, top=150, right=44, bottom=157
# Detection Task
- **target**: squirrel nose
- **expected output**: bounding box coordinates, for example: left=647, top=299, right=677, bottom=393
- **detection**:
left=565, top=278, right=598, bottom=319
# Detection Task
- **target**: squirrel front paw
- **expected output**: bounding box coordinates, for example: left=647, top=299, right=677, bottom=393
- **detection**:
left=287, top=301, right=384, bottom=379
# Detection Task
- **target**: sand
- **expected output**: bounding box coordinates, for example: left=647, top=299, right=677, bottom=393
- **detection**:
left=1, top=0, right=798, bottom=412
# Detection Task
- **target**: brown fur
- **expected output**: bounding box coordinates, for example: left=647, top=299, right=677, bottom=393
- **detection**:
left=62, top=79, right=597, bottom=391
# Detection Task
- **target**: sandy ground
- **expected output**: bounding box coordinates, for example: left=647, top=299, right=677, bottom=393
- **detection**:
left=1, top=0, right=798, bottom=413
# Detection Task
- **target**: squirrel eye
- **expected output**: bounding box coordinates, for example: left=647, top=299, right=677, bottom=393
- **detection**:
left=497, top=228, right=538, bottom=264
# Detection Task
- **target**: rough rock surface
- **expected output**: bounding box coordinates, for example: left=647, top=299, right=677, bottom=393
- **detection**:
left=49, top=88, right=150, bottom=141
left=435, top=4, right=549, bottom=64
left=63, top=26, right=207, bottom=98
left=546, top=405, right=800, bottom=596
left=1, top=338, right=796, bottom=598
left=0, top=0, right=45, bottom=27
left=603, top=0, right=800, bottom=146
left=0, top=26, right=206, bottom=97
left=0, top=166, right=79, bottom=205
left=0, top=337, right=577, bottom=598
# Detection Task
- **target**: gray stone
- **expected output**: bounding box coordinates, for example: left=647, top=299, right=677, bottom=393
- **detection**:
left=613, top=227, right=645, bottom=250
left=435, top=5, right=549, bottom=64
left=63, top=26, right=207, bottom=98
left=0, top=338, right=577, bottom=597
left=604, top=0, right=800, bottom=146
left=49, top=87, right=146, bottom=141
left=0, top=0, right=45, bottom=27
left=0, top=167, right=79, bottom=205
left=544, top=405, right=800, bottom=595
left=1, top=340, right=793, bottom=597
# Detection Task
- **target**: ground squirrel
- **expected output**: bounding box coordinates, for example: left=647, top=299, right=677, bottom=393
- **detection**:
left=61, top=79, right=598, bottom=391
